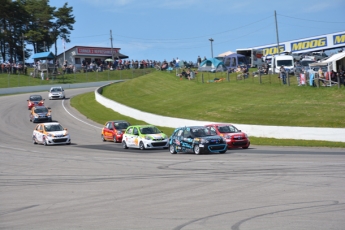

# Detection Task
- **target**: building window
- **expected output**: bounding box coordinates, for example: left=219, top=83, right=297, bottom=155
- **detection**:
left=75, top=58, right=81, bottom=64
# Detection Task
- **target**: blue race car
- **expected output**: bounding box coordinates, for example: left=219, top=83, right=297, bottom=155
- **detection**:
left=169, top=126, right=227, bottom=155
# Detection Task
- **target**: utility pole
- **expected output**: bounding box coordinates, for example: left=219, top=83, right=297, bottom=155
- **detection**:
left=274, top=10, right=280, bottom=74
left=21, top=33, right=25, bottom=65
left=209, top=38, right=214, bottom=58
left=110, top=30, right=114, bottom=61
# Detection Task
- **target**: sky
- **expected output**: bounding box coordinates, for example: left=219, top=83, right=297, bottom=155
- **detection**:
left=29, top=0, right=345, bottom=63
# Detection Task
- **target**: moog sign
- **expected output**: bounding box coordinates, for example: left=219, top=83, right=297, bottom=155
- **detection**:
left=291, top=37, right=327, bottom=52
left=333, top=33, right=345, bottom=45
left=261, top=45, right=285, bottom=56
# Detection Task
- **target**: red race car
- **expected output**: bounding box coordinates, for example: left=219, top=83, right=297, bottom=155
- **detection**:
left=27, top=95, right=45, bottom=110
left=101, top=120, right=131, bottom=143
left=205, top=123, right=250, bottom=149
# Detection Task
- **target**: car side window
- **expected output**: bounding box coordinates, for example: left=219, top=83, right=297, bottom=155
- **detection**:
left=209, top=127, right=217, bottom=135
left=183, top=129, right=192, bottom=138
left=126, top=127, right=133, bottom=135
left=177, top=129, right=183, bottom=137
left=133, top=127, right=139, bottom=135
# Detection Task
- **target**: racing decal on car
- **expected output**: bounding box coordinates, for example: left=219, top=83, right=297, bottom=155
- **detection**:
left=134, top=138, right=139, bottom=146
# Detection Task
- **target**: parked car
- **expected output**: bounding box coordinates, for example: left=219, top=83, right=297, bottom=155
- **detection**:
left=32, top=122, right=71, bottom=146
left=29, top=105, right=52, bottom=123
left=169, top=126, right=227, bottom=155
left=122, top=125, right=169, bottom=150
left=303, top=52, right=328, bottom=61
left=204, top=123, right=250, bottom=149
left=27, top=95, right=45, bottom=110
left=101, top=120, right=131, bottom=143
left=48, top=86, right=65, bottom=100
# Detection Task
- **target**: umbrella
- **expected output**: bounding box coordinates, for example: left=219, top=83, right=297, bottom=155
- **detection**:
left=105, top=58, right=114, bottom=62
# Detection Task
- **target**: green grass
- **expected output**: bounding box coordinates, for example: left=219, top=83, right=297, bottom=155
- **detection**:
left=0, top=68, right=154, bottom=88
left=101, top=70, right=345, bottom=128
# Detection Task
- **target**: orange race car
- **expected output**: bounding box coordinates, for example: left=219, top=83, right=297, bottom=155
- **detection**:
left=101, top=120, right=131, bottom=143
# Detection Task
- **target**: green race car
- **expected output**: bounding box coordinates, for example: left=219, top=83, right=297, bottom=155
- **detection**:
left=122, top=125, right=169, bottom=150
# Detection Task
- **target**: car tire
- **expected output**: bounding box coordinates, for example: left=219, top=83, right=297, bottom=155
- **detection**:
left=122, top=141, right=128, bottom=149
left=32, top=137, right=37, bottom=144
left=220, top=150, right=226, bottom=154
left=113, top=136, right=117, bottom=143
left=101, top=134, right=106, bottom=142
left=139, top=141, right=145, bottom=150
left=43, top=138, right=48, bottom=146
left=242, top=146, right=249, bottom=149
left=193, top=145, right=200, bottom=155
left=169, top=144, right=177, bottom=154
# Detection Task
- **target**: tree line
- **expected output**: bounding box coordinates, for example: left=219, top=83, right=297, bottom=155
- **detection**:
left=0, top=0, right=75, bottom=63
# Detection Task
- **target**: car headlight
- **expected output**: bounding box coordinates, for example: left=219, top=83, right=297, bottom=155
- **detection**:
left=34, top=115, right=38, bottom=118
left=117, top=131, right=122, bottom=135
left=200, top=138, right=209, bottom=144
left=47, top=134, right=53, bottom=137
left=145, top=136, right=151, bottom=140
left=225, top=135, right=231, bottom=139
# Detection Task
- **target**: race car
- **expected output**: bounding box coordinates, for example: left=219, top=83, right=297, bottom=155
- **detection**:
left=169, top=126, right=227, bottom=155
left=122, top=125, right=169, bottom=150
left=48, top=86, right=65, bottom=100
left=27, top=95, right=45, bottom=110
left=204, top=123, right=250, bottom=149
left=32, top=122, right=71, bottom=146
left=101, top=120, right=131, bottom=143
left=29, top=105, right=52, bottom=123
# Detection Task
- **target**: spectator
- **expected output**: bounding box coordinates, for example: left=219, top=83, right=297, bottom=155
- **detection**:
left=197, top=56, right=202, bottom=67
left=280, top=65, right=287, bottom=84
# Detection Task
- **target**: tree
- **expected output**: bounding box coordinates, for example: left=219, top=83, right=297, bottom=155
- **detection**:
left=51, top=2, right=75, bottom=59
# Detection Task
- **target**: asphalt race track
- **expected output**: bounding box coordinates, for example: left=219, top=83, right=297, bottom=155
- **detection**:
left=1, top=87, right=345, bottom=230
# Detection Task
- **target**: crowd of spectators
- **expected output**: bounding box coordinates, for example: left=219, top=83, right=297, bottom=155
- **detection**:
left=0, top=62, right=27, bottom=74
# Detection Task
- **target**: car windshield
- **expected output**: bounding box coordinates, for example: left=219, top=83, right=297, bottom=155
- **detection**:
left=191, top=127, right=210, bottom=137
left=300, top=60, right=315, bottom=66
left=45, top=124, right=64, bottom=132
left=34, top=107, right=48, bottom=113
left=30, top=95, right=42, bottom=101
left=51, top=88, right=62, bottom=92
left=218, top=125, right=239, bottom=133
left=140, top=126, right=161, bottom=134
left=114, top=122, right=130, bottom=130
left=277, top=60, right=293, bottom=66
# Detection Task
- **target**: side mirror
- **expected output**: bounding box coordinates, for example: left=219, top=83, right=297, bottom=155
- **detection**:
left=48, top=107, right=51, bottom=109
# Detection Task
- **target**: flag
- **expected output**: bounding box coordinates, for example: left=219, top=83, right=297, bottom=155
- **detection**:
left=62, top=38, right=66, bottom=50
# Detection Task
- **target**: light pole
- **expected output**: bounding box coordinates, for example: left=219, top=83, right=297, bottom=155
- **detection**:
left=209, top=38, right=214, bottom=58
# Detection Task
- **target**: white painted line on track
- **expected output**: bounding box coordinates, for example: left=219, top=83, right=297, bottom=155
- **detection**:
left=62, top=99, right=102, bottom=130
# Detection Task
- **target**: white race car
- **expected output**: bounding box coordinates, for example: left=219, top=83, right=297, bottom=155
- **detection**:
left=32, top=122, right=71, bottom=146
left=48, top=86, right=65, bottom=100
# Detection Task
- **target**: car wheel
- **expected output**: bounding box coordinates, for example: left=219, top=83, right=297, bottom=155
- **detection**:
left=220, top=150, right=226, bottom=154
left=32, top=137, right=37, bottom=144
left=113, top=136, right=117, bottom=143
left=169, top=144, right=177, bottom=154
left=242, top=146, right=249, bottom=149
left=66, top=142, right=71, bottom=145
left=139, top=141, right=145, bottom=150
left=101, top=134, right=106, bottom=142
left=193, top=145, right=200, bottom=155
left=43, top=138, right=48, bottom=146
left=122, top=141, right=128, bottom=149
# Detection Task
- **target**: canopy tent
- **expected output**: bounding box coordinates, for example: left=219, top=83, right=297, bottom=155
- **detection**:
left=197, top=58, right=226, bottom=72
left=217, top=50, right=234, bottom=57
left=223, top=53, right=248, bottom=70
left=309, top=52, right=345, bottom=71
left=31, top=52, right=55, bottom=60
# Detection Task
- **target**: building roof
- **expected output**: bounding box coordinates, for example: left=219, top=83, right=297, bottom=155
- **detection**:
left=59, top=46, right=129, bottom=59
left=31, top=52, right=55, bottom=60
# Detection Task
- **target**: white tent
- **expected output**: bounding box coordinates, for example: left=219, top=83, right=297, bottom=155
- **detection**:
left=217, top=51, right=234, bottom=57
left=314, top=52, right=345, bottom=71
